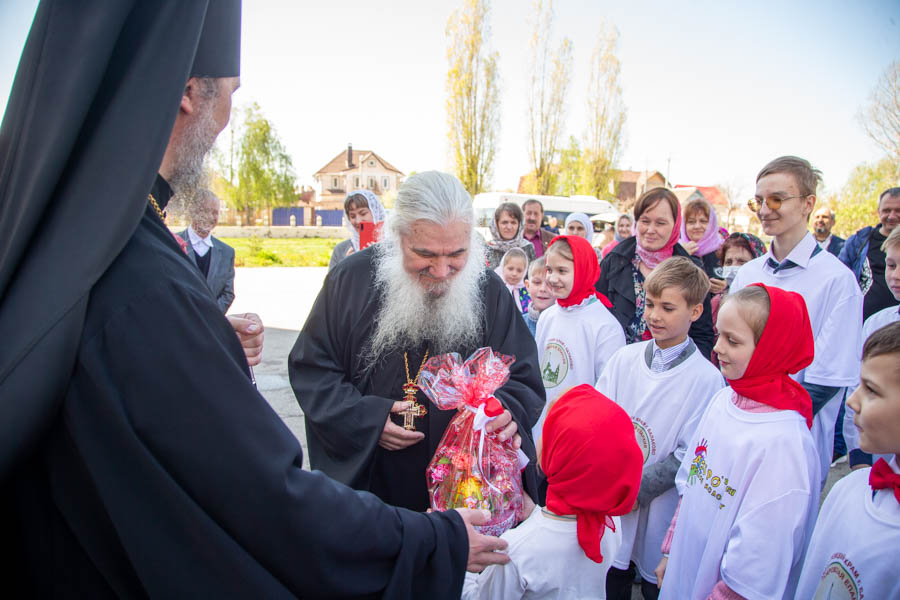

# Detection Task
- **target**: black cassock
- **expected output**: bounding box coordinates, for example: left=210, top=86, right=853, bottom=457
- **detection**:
left=9, top=177, right=467, bottom=599
left=289, top=249, right=545, bottom=511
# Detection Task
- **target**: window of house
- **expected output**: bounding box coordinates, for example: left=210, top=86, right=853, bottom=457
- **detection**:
left=368, top=160, right=375, bottom=167
left=368, top=177, right=376, bottom=189
left=332, top=176, right=338, bottom=188
left=382, top=177, right=390, bottom=190
left=354, top=176, right=360, bottom=187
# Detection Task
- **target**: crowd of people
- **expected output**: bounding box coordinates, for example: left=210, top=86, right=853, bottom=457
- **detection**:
left=2, top=2, right=899, bottom=598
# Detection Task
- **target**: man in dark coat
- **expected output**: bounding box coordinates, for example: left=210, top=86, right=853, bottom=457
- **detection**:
left=0, top=2, right=506, bottom=597
left=290, top=171, right=545, bottom=512
left=811, top=206, right=845, bottom=257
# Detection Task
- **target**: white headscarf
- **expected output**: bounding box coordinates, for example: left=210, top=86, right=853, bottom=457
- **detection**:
left=564, top=212, right=593, bottom=244
left=344, top=190, right=387, bottom=251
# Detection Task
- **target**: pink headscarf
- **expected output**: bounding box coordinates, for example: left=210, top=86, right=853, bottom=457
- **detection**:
left=680, top=199, right=723, bottom=257
left=635, top=200, right=682, bottom=269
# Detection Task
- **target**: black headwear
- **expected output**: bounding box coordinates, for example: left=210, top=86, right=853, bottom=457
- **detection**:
left=0, top=0, right=241, bottom=479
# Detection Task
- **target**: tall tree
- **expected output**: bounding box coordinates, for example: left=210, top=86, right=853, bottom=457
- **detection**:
left=858, top=60, right=900, bottom=162
left=446, top=0, right=501, bottom=195
left=828, top=157, right=900, bottom=238
left=580, top=22, right=626, bottom=200
left=526, top=0, right=573, bottom=196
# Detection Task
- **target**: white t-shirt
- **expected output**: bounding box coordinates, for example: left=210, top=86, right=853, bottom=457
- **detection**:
left=843, top=305, right=900, bottom=459
left=795, top=457, right=900, bottom=600
left=594, top=340, right=724, bottom=582
left=461, top=506, right=621, bottom=600
left=533, top=297, right=625, bottom=441
left=659, top=388, right=820, bottom=600
left=731, top=232, right=863, bottom=485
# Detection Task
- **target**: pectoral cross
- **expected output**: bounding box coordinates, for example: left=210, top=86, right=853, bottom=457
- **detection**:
left=400, top=382, right=428, bottom=430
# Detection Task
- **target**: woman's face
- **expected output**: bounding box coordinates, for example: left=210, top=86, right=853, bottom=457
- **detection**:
left=723, top=246, right=754, bottom=267
left=497, top=211, right=519, bottom=240
left=685, top=210, right=709, bottom=242
left=347, top=204, right=374, bottom=232
left=616, top=217, right=632, bottom=238
left=565, top=220, right=588, bottom=239
left=636, top=201, right=675, bottom=252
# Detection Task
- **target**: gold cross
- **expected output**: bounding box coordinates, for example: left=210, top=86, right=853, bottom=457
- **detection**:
left=400, top=382, right=428, bottom=430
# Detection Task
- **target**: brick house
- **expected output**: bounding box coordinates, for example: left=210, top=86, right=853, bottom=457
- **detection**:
left=614, top=170, right=668, bottom=211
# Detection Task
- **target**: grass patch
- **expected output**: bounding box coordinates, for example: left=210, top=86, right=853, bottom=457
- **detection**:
left=220, top=237, right=342, bottom=267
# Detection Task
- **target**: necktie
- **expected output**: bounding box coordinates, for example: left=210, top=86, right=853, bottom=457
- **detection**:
left=869, top=458, right=900, bottom=504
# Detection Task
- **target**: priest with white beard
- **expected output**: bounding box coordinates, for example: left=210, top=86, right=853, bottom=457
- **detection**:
left=290, top=171, right=545, bottom=511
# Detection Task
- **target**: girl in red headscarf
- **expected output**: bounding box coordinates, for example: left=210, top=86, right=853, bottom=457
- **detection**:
left=461, top=384, right=643, bottom=600
left=532, top=235, right=624, bottom=442
left=656, top=284, right=821, bottom=600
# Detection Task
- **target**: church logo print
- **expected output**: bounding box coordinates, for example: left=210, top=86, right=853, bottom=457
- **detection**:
left=632, top=418, right=655, bottom=464
left=540, top=340, right=571, bottom=389
left=814, top=556, right=861, bottom=600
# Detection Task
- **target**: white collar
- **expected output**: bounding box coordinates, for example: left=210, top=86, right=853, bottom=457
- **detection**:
left=766, top=231, right=816, bottom=269
left=188, top=226, right=214, bottom=248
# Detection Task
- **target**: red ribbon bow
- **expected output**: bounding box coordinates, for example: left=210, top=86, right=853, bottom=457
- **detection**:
left=870, top=458, right=900, bottom=504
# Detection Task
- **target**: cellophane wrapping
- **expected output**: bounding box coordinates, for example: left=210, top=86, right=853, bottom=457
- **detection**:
left=419, top=347, right=525, bottom=536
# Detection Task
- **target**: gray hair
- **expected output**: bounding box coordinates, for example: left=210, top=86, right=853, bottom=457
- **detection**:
left=387, top=171, right=474, bottom=236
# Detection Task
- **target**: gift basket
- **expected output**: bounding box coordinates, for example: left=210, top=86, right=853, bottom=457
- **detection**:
left=418, top=347, right=529, bottom=536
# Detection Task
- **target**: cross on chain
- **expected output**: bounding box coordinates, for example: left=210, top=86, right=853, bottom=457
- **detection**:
left=400, top=383, right=428, bottom=430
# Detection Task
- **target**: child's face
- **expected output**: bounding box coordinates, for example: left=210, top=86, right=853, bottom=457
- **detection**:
left=713, top=301, right=757, bottom=380
left=545, top=252, right=575, bottom=300
left=644, top=287, right=703, bottom=349
left=526, top=268, right=555, bottom=311
left=502, top=257, right=526, bottom=286
left=885, top=245, right=899, bottom=301
left=847, top=353, right=900, bottom=457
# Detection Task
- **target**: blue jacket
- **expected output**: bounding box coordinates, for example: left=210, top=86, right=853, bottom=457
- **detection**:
left=824, top=234, right=845, bottom=257
left=838, top=225, right=876, bottom=281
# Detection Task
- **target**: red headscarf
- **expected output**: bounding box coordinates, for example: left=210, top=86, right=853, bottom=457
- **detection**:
left=727, top=283, right=815, bottom=427
left=635, top=200, right=682, bottom=269
left=541, top=384, right=643, bottom=563
left=547, top=235, right=612, bottom=308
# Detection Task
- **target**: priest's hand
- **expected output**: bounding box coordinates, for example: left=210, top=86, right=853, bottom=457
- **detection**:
left=485, top=409, right=522, bottom=450
left=378, top=401, right=425, bottom=450
left=227, top=313, right=265, bottom=366
left=456, top=509, right=510, bottom=572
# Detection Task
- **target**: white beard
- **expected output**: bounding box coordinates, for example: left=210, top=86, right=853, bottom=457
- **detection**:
left=365, top=233, right=486, bottom=367
left=166, top=102, right=218, bottom=219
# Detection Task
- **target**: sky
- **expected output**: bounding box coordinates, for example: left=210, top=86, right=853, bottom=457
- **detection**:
left=2, top=1, right=898, bottom=201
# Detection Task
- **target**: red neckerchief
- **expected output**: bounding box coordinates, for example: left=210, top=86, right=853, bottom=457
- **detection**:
left=548, top=235, right=611, bottom=308
left=870, top=458, right=900, bottom=504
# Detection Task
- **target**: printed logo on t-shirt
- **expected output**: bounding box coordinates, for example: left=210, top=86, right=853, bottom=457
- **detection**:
left=541, top=339, right=571, bottom=389
left=814, top=554, right=863, bottom=600
left=632, top=417, right=655, bottom=464
left=685, top=438, right=738, bottom=510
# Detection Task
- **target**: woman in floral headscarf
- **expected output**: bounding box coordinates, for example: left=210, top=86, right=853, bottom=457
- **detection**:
left=328, top=190, right=387, bottom=271
left=485, top=202, right=536, bottom=270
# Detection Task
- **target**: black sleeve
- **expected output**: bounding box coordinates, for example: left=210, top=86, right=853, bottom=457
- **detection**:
left=70, top=280, right=468, bottom=599
left=217, top=245, right=235, bottom=313
left=689, top=292, right=716, bottom=361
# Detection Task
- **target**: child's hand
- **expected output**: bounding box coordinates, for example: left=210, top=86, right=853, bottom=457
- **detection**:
left=654, top=556, right=668, bottom=589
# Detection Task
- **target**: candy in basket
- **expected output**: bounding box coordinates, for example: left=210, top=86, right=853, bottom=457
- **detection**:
left=418, top=347, right=529, bottom=536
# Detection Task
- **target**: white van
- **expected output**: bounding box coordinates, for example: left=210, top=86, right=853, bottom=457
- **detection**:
left=472, top=192, right=621, bottom=242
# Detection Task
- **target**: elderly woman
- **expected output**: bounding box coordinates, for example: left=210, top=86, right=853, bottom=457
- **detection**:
left=485, top=202, right=536, bottom=270
left=596, top=187, right=715, bottom=359
left=328, top=190, right=387, bottom=271
left=680, top=197, right=726, bottom=294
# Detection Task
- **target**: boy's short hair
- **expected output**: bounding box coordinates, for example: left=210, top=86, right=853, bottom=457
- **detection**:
left=528, top=256, right=546, bottom=278
left=862, top=322, right=900, bottom=362
left=756, top=156, right=823, bottom=198
left=644, top=256, right=709, bottom=306
left=881, top=225, right=900, bottom=253
left=721, top=286, right=770, bottom=344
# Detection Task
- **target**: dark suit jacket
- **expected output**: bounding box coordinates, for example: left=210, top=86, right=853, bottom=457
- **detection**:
left=825, top=234, right=845, bottom=257
left=177, top=229, right=235, bottom=313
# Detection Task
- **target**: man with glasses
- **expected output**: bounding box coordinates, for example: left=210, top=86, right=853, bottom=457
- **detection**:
left=838, top=187, right=900, bottom=320
left=731, top=156, right=862, bottom=489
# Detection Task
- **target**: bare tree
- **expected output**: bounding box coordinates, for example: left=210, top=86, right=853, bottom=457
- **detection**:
left=446, top=0, right=501, bottom=195
left=580, top=22, right=626, bottom=200
left=859, top=60, right=900, bottom=162
left=525, top=0, right=573, bottom=195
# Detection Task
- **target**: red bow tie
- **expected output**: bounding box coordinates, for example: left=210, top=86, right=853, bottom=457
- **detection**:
left=869, top=458, right=900, bottom=504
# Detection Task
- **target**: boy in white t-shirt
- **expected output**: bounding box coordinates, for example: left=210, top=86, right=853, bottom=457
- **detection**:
left=462, top=384, right=643, bottom=600
left=730, top=156, right=862, bottom=487
left=596, top=257, right=725, bottom=600
left=844, top=226, right=900, bottom=469
left=796, top=321, right=900, bottom=599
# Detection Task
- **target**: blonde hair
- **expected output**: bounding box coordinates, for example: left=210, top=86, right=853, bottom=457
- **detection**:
left=644, top=256, right=709, bottom=306
left=720, top=286, right=770, bottom=344
left=756, top=156, right=823, bottom=197
left=546, top=239, right=574, bottom=262
left=528, top=256, right=547, bottom=278
left=501, top=247, right=528, bottom=269
left=881, top=225, right=900, bottom=253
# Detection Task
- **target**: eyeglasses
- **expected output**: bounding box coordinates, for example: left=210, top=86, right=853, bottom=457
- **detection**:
left=747, top=194, right=809, bottom=212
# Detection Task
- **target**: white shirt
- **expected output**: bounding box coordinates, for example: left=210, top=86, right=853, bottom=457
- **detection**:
left=533, top=297, right=625, bottom=441
left=648, top=337, right=691, bottom=374
left=187, top=225, right=214, bottom=257
left=462, top=506, right=621, bottom=600
left=795, top=457, right=900, bottom=600
left=815, top=234, right=833, bottom=251
left=595, top=341, right=724, bottom=582
left=731, top=232, right=863, bottom=486
left=660, top=389, right=819, bottom=600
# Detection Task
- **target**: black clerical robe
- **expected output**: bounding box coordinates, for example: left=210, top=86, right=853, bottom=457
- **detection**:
left=289, top=248, right=545, bottom=512
left=8, top=177, right=467, bottom=599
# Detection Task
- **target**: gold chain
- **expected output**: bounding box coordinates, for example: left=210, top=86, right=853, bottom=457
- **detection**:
left=148, top=193, right=166, bottom=222
left=403, top=350, right=430, bottom=386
